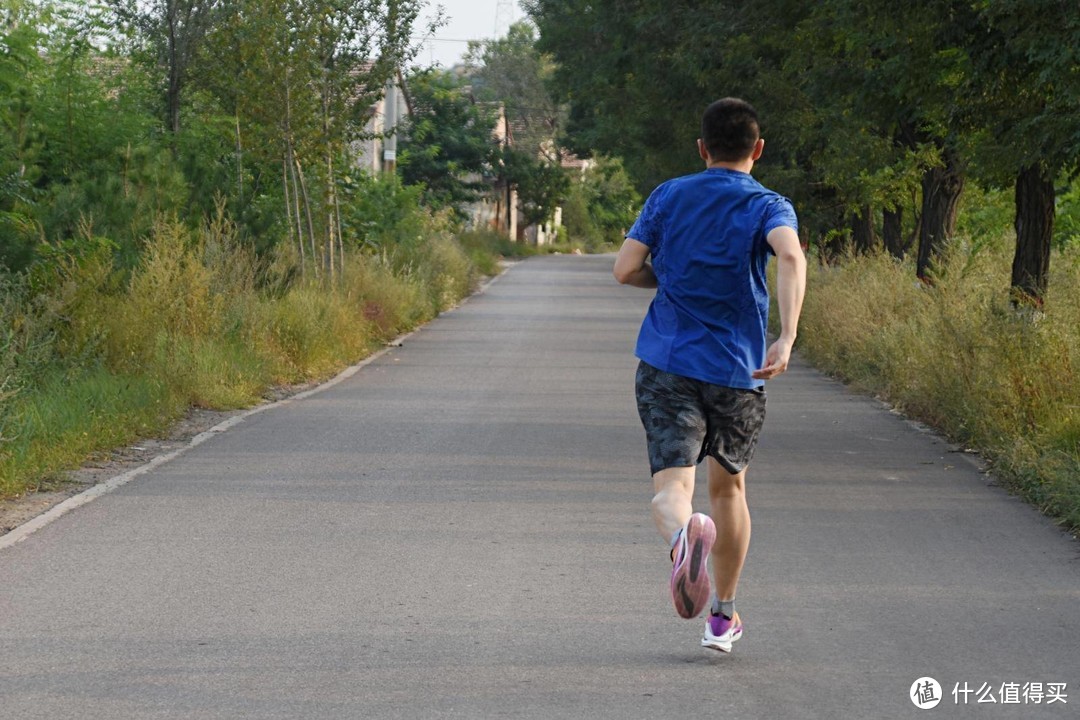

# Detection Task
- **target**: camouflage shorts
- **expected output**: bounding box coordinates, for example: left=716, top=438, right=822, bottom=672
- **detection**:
left=635, top=361, right=766, bottom=475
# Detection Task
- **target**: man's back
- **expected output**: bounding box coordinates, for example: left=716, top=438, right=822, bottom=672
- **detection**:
left=627, top=168, right=797, bottom=390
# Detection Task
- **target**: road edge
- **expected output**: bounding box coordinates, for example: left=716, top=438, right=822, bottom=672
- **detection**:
left=0, top=262, right=517, bottom=552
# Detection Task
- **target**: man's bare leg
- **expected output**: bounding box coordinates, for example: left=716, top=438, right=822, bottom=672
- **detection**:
left=706, top=457, right=751, bottom=604
left=650, top=466, right=695, bottom=542
left=652, top=465, right=716, bottom=618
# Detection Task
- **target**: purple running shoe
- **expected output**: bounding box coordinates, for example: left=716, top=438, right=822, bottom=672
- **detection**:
left=670, top=513, right=715, bottom=619
left=701, top=611, right=743, bottom=652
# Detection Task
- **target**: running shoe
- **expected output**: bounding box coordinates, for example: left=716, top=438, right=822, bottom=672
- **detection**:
left=701, top=611, right=743, bottom=652
left=670, top=513, right=715, bottom=619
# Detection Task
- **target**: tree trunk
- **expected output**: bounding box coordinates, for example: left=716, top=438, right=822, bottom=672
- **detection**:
left=334, top=174, right=344, bottom=274
left=287, top=144, right=304, bottom=273
left=166, top=0, right=181, bottom=135
left=883, top=206, right=904, bottom=259
left=282, top=154, right=296, bottom=260
left=1011, top=164, right=1054, bottom=307
left=235, top=115, right=243, bottom=203
left=322, top=77, right=336, bottom=283
left=916, top=148, right=964, bottom=280
left=294, top=156, right=319, bottom=280
left=283, top=67, right=304, bottom=273
left=850, top=204, right=876, bottom=254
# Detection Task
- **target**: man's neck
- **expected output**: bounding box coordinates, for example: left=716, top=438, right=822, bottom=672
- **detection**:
left=706, top=159, right=754, bottom=173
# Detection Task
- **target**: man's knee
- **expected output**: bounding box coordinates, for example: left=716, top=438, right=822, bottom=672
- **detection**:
left=652, top=466, right=694, bottom=494
left=708, top=463, right=746, bottom=499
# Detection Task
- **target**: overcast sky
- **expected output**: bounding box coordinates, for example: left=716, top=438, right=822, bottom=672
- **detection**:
left=415, top=0, right=525, bottom=68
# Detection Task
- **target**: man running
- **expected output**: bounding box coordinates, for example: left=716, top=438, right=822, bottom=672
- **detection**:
left=613, top=98, right=806, bottom=652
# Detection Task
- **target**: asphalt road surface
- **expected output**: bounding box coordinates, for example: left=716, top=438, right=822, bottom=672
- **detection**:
left=2, top=255, right=1078, bottom=719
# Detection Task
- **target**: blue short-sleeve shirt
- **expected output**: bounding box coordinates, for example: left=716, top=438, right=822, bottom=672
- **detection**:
left=626, top=168, right=798, bottom=390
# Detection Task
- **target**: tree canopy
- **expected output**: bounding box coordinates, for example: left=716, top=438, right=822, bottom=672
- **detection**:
left=527, top=0, right=1080, bottom=302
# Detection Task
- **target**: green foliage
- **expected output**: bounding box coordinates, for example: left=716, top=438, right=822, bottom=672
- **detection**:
left=527, top=0, right=712, bottom=192
left=964, top=0, right=1080, bottom=184
left=559, top=184, right=597, bottom=247
left=528, top=0, right=1079, bottom=270
left=456, top=229, right=537, bottom=275
left=1055, top=181, right=1080, bottom=251
left=0, top=19, right=44, bottom=271
left=0, top=0, right=504, bottom=501
left=562, top=156, right=640, bottom=251
left=339, top=170, right=428, bottom=251
left=399, top=69, right=501, bottom=215
left=955, top=184, right=1013, bottom=248
left=795, top=246, right=1080, bottom=533
left=503, top=147, right=568, bottom=228
left=0, top=367, right=177, bottom=497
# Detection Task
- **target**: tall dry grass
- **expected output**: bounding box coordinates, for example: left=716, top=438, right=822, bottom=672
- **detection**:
left=795, top=242, right=1080, bottom=532
left=0, top=213, right=484, bottom=499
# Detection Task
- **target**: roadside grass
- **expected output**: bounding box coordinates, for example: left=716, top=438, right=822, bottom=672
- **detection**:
left=0, top=368, right=176, bottom=496
left=0, top=215, right=499, bottom=501
left=793, top=242, right=1080, bottom=534
left=456, top=229, right=539, bottom=275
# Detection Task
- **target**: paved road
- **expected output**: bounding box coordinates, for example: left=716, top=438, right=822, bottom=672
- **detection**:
left=2, top=255, right=1078, bottom=719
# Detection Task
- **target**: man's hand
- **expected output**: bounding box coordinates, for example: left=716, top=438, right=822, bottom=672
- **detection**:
left=752, top=336, right=794, bottom=380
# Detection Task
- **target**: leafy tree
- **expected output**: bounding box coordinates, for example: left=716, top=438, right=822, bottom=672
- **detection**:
left=780, top=0, right=981, bottom=267
left=466, top=21, right=560, bottom=159
left=0, top=14, right=43, bottom=271
left=965, top=0, right=1080, bottom=305
left=199, top=0, right=431, bottom=275
left=399, top=69, right=500, bottom=216
left=105, top=0, right=225, bottom=135
left=466, top=21, right=570, bottom=229
left=526, top=0, right=705, bottom=192
left=528, top=0, right=992, bottom=280
left=502, top=147, right=567, bottom=228
left=562, top=155, right=640, bottom=249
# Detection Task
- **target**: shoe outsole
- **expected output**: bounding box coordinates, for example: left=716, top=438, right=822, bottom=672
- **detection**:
left=671, top=513, right=716, bottom=619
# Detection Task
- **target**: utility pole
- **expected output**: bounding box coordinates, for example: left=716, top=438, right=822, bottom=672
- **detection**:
left=382, top=79, right=398, bottom=174
left=494, top=0, right=516, bottom=37
left=382, top=0, right=399, bottom=174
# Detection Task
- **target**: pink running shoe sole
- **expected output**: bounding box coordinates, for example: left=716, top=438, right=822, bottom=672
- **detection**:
left=671, top=513, right=716, bottom=619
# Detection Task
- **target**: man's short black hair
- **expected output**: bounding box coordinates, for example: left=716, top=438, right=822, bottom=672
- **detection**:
left=701, top=98, right=760, bottom=162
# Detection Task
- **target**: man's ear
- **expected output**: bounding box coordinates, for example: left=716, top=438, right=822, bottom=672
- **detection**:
left=698, top=138, right=710, bottom=162
left=751, top=138, right=765, bottom=161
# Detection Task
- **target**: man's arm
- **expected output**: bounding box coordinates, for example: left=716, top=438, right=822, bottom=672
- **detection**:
left=613, top=238, right=657, bottom=288
left=752, top=226, right=806, bottom=380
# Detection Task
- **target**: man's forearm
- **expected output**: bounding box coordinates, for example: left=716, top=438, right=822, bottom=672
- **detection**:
left=621, top=263, right=658, bottom=289
left=774, top=250, right=806, bottom=340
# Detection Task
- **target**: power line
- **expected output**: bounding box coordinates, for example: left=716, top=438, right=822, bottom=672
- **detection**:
left=411, top=36, right=485, bottom=44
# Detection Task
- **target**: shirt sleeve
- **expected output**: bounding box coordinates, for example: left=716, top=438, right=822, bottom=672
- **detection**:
left=625, top=184, right=667, bottom=252
left=762, top=196, right=798, bottom=237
